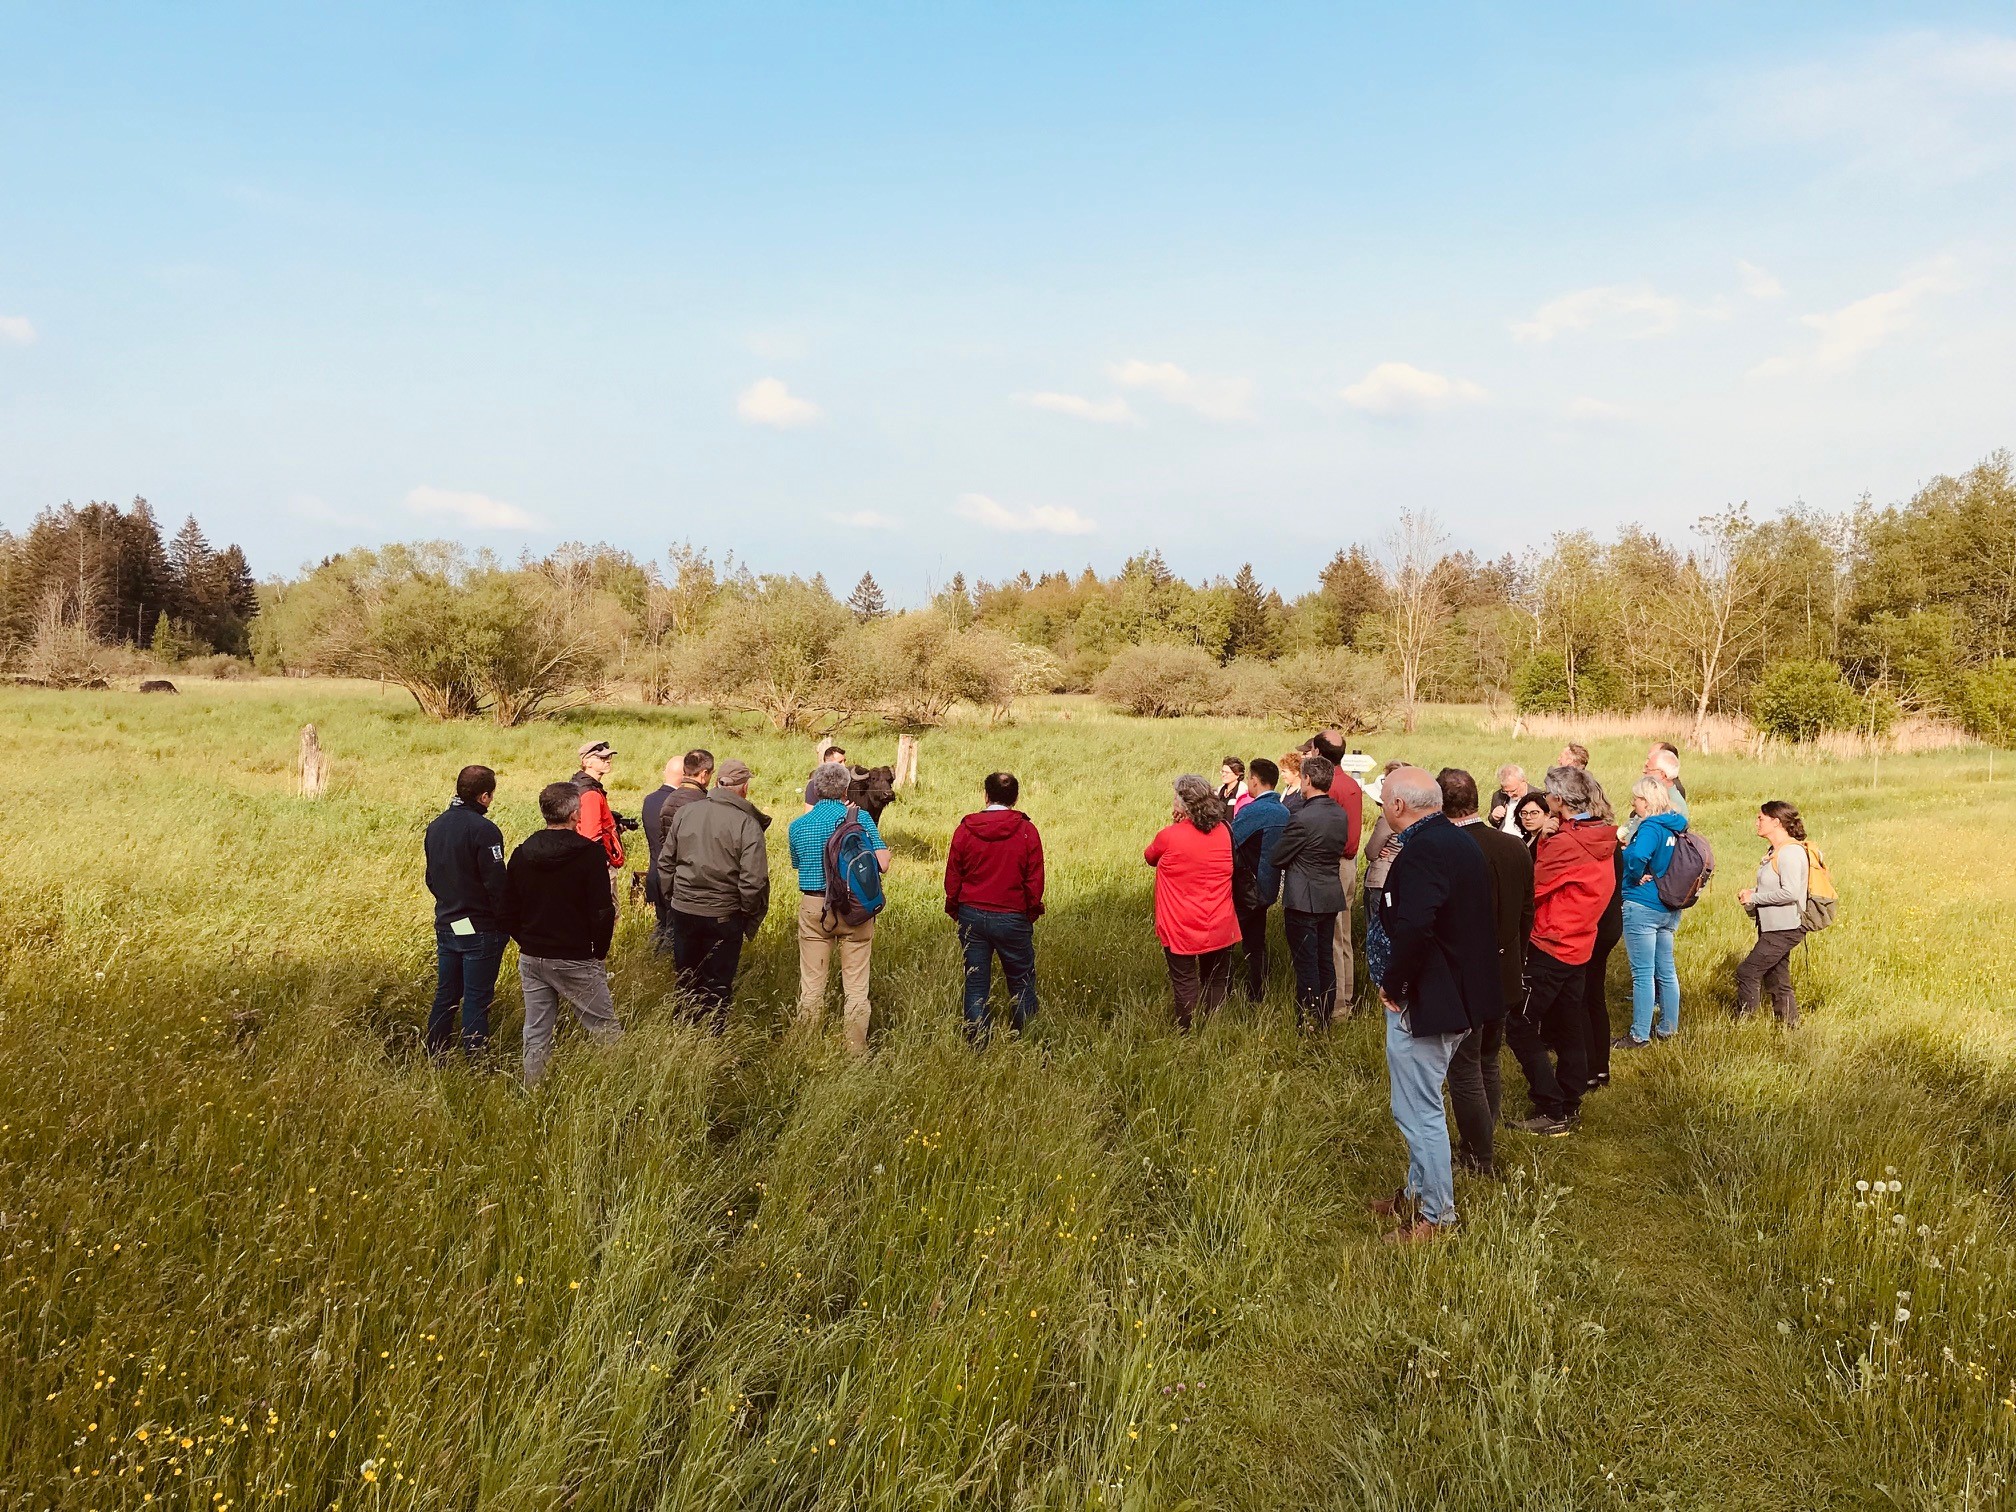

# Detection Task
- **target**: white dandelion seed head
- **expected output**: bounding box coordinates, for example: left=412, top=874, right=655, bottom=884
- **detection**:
left=1856, top=1180, right=1871, bottom=1192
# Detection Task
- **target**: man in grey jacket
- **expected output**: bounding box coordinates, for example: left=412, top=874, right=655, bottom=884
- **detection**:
left=654, top=758, right=771, bottom=1029
left=1268, top=754, right=1355, bottom=1030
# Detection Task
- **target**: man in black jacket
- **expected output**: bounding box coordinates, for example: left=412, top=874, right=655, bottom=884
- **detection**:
left=422, top=765, right=508, bottom=1060
left=643, top=749, right=712, bottom=953
left=505, top=782, right=623, bottom=1084
left=1267, top=755, right=1354, bottom=1030
left=1371, top=766, right=1500, bottom=1243
left=1438, top=768, right=1534, bottom=1177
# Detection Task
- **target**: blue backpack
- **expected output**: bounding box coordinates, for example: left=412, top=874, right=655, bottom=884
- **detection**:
left=822, top=805, right=886, bottom=928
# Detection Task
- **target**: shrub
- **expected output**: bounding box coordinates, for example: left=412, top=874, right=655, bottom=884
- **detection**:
left=1093, top=643, right=1226, bottom=718
left=1752, top=659, right=1861, bottom=741
left=1959, top=659, right=2016, bottom=745
left=694, top=577, right=853, bottom=731
left=1214, top=658, right=1288, bottom=720
left=1269, top=647, right=1397, bottom=733
left=184, top=653, right=254, bottom=680
left=261, top=545, right=623, bottom=724
left=835, top=611, right=1022, bottom=729
left=1513, top=651, right=1627, bottom=715
left=20, top=588, right=112, bottom=688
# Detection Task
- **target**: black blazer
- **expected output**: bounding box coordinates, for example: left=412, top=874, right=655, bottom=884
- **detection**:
left=1459, top=819, right=1535, bottom=1009
left=1268, top=793, right=1353, bottom=913
left=1374, top=812, right=1502, bottom=1036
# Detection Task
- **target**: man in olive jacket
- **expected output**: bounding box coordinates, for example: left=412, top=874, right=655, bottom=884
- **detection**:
left=654, top=757, right=771, bottom=1029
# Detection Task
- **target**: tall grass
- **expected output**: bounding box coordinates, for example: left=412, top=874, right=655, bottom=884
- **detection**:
left=1, top=681, right=2012, bottom=1508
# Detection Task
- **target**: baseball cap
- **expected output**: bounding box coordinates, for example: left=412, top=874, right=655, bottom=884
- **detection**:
left=578, top=739, right=616, bottom=760
left=716, top=758, right=753, bottom=787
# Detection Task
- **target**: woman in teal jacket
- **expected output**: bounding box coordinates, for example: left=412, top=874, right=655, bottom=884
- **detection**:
left=1614, top=776, right=1689, bottom=1048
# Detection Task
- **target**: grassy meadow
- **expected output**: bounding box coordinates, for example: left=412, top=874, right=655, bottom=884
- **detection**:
left=3, top=678, right=2015, bottom=1510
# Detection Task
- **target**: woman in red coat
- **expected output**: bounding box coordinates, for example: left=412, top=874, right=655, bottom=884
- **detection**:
left=1144, top=774, right=1241, bottom=1028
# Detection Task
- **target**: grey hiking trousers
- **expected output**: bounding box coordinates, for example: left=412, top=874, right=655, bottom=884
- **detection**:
left=519, top=955, right=623, bottom=1084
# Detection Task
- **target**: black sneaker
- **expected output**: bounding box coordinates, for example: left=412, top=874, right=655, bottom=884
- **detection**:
left=1612, top=1034, right=1652, bottom=1050
left=1515, top=1114, right=1572, bottom=1137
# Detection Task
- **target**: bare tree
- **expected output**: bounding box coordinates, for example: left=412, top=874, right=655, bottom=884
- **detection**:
left=1642, top=506, right=1781, bottom=748
left=1381, top=509, right=1449, bottom=733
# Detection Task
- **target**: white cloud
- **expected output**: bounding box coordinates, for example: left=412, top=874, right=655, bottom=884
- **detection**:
left=736, top=377, right=823, bottom=428
left=1566, top=397, right=1632, bottom=425
left=1511, top=284, right=1689, bottom=343
left=1340, top=362, right=1488, bottom=415
left=955, top=493, right=1096, bottom=536
left=1737, top=260, right=1783, bottom=300
left=0, top=315, right=36, bottom=345
left=1749, top=260, right=1962, bottom=378
left=405, top=486, right=540, bottom=530
left=1106, top=359, right=1253, bottom=421
left=1732, top=32, right=2016, bottom=181
left=827, top=510, right=897, bottom=530
left=1020, top=390, right=1137, bottom=424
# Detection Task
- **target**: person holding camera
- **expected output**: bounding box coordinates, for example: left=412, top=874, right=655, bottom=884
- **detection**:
left=571, top=739, right=637, bottom=909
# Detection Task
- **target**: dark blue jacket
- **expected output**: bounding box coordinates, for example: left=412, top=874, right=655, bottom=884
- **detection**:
left=1374, top=812, right=1501, bottom=1037
left=423, top=797, right=508, bottom=933
left=1230, top=791, right=1291, bottom=907
left=1621, top=810, right=1688, bottom=908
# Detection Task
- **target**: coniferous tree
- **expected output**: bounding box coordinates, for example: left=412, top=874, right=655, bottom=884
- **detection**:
left=1224, top=562, right=1278, bottom=661
left=848, top=571, right=888, bottom=622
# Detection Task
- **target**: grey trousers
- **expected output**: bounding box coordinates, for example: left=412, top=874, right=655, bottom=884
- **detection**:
left=519, top=955, right=623, bottom=1084
left=1446, top=1017, right=1504, bottom=1175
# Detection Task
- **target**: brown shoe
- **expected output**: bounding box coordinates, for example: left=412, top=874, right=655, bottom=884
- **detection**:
left=1382, top=1217, right=1454, bottom=1246
left=1367, top=1187, right=1415, bottom=1221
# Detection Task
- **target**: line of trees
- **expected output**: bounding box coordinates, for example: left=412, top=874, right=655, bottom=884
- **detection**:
left=0, top=499, right=259, bottom=670
left=11, top=449, right=2015, bottom=744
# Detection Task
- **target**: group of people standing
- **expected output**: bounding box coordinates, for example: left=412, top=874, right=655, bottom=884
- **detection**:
left=1138, top=736, right=1830, bottom=1243
left=421, top=731, right=1831, bottom=1242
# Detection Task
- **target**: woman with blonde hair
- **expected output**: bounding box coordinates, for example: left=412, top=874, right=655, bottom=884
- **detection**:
left=1613, top=774, right=1687, bottom=1049
left=1144, top=775, right=1241, bottom=1028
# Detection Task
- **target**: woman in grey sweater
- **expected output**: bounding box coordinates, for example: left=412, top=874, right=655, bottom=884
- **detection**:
left=1735, top=800, right=1809, bottom=1024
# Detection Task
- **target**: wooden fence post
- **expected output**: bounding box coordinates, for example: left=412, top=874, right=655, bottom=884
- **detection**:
left=893, top=734, right=919, bottom=789
left=299, top=723, right=329, bottom=798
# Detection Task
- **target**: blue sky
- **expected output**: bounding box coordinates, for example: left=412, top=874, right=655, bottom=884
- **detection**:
left=2, top=4, right=2013, bottom=602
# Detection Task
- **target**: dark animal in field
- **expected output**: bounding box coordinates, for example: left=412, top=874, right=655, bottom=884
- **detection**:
left=139, top=679, right=179, bottom=694
left=848, top=765, right=898, bottom=821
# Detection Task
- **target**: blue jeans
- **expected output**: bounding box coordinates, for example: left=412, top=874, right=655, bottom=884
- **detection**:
left=1621, top=897, right=1681, bottom=1041
left=1385, top=1008, right=1465, bottom=1225
left=428, top=925, right=507, bottom=1057
left=957, top=907, right=1038, bottom=1045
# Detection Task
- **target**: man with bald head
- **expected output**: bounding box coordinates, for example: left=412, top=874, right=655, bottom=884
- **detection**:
left=1366, top=765, right=1500, bottom=1243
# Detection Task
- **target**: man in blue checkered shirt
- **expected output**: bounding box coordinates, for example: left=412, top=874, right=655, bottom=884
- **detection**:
left=788, top=762, right=892, bottom=1054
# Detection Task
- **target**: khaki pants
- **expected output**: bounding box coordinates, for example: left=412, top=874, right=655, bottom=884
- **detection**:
left=1330, top=859, right=1358, bottom=1020
left=797, top=895, right=874, bottom=1054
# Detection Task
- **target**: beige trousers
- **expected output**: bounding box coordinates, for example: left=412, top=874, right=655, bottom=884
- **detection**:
left=1331, top=858, right=1358, bottom=1019
left=797, top=895, right=875, bottom=1054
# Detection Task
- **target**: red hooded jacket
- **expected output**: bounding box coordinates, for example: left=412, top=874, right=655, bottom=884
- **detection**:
left=1530, top=817, right=1618, bottom=966
left=944, top=808, right=1046, bottom=919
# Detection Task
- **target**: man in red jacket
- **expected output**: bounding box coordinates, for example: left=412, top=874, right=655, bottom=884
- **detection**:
left=944, top=771, right=1046, bottom=1046
left=1507, top=764, right=1618, bottom=1135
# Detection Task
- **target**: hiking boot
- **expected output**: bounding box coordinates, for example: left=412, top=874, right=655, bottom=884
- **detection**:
left=1515, top=1114, right=1572, bottom=1137
left=1382, top=1217, right=1454, bottom=1246
left=1368, top=1187, right=1417, bottom=1221
left=1612, top=1034, right=1652, bottom=1050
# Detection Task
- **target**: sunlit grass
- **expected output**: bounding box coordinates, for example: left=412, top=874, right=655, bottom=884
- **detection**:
left=2, top=680, right=2013, bottom=1508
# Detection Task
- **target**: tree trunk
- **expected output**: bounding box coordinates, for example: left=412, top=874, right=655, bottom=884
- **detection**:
left=298, top=724, right=329, bottom=798
left=893, top=734, right=920, bottom=789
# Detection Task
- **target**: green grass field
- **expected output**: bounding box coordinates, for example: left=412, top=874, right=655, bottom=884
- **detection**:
left=2, top=680, right=2014, bottom=1510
